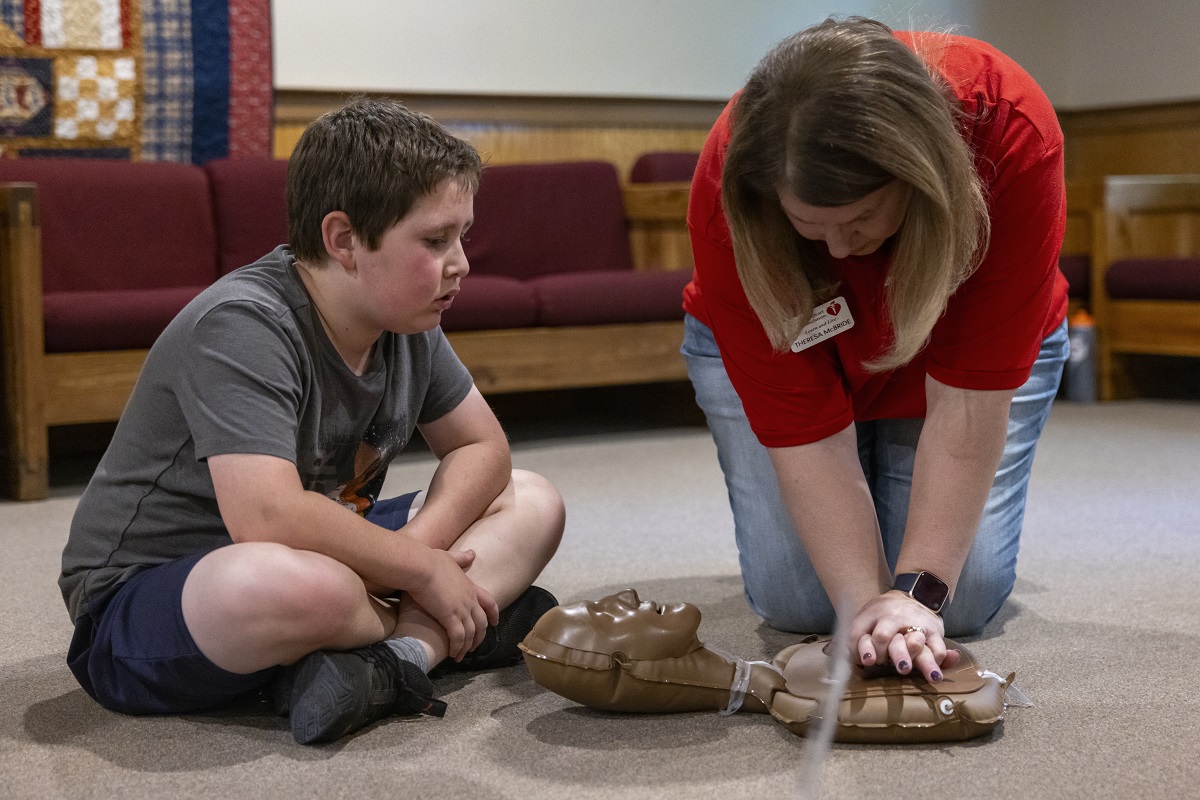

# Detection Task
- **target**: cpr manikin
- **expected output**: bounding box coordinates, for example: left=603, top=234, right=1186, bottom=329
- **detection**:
left=519, top=589, right=1027, bottom=743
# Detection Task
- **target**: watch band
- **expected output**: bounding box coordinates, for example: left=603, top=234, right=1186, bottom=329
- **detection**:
left=892, top=571, right=949, bottom=614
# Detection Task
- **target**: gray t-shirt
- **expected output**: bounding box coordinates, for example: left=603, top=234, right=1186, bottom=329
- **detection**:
left=60, top=246, right=473, bottom=622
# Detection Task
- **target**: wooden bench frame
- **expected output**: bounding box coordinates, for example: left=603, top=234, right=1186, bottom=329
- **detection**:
left=1, top=182, right=692, bottom=500
left=1090, top=175, right=1200, bottom=400
left=1063, top=179, right=1103, bottom=315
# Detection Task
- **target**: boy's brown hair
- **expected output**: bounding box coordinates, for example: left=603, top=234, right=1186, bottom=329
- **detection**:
left=287, top=97, right=482, bottom=264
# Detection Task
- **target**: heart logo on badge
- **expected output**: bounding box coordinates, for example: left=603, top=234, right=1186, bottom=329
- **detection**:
left=826, top=302, right=841, bottom=316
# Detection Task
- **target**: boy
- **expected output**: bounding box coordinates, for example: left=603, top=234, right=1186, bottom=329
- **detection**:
left=59, top=98, right=565, bottom=745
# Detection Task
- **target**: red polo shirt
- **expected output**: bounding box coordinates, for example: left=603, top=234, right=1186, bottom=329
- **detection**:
left=683, top=31, right=1069, bottom=448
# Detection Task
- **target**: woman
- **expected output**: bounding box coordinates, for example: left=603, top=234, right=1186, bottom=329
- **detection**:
left=682, top=17, right=1068, bottom=683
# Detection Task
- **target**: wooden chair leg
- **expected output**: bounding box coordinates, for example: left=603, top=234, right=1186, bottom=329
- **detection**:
left=1098, top=336, right=1116, bottom=401
left=1, top=185, right=50, bottom=500
left=6, top=416, right=49, bottom=501
left=1101, top=351, right=1137, bottom=401
left=1, top=329, right=50, bottom=500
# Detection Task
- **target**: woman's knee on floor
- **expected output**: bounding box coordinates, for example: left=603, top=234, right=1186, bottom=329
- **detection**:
left=745, top=581, right=837, bottom=635
left=941, top=574, right=1015, bottom=638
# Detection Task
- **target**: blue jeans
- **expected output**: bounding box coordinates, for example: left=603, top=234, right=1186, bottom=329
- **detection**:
left=681, top=314, right=1068, bottom=637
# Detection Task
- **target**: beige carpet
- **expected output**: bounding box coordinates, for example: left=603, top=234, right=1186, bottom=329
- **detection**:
left=2, top=398, right=1198, bottom=799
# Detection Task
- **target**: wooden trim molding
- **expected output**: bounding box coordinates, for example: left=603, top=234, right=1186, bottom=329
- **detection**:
left=1058, top=100, right=1200, bottom=181
left=622, top=182, right=691, bottom=222
left=43, top=351, right=147, bottom=426
left=275, top=89, right=726, bottom=129
left=1058, top=99, right=1200, bottom=135
left=447, top=322, right=687, bottom=395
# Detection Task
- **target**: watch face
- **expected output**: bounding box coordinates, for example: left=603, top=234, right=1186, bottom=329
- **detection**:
left=911, top=572, right=949, bottom=612
left=894, top=572, right=949, bottom=613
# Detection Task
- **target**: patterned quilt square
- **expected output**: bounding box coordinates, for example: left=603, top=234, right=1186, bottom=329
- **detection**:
left=0, top=55, right=53, bottom=136
left=53, top=53, right=135, bottom=140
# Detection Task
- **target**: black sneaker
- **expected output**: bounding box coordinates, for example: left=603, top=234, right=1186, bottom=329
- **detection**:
left=434, top=585, right=558, bottom=675
left=287, top=642, right=446, bottom=745
left=272, top=664, right=295, bottom=716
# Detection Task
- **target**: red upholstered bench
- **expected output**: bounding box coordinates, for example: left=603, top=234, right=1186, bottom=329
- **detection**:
left=630, top=151, right=699, bottom=184
left=3, top=160, right=218, bottom=354
left=1058, top=253, right=1091, bottom=306
left=0, top=158, right=690, bottom=500
left=205, top=157, right=290, bottom=276
left=1105, top=258, right=1200, bottom=301
left=457, top=161, right=688, bottom=328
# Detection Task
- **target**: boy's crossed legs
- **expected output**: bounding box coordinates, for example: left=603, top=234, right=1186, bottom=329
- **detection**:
left=73, top=470, right=563, bottom=744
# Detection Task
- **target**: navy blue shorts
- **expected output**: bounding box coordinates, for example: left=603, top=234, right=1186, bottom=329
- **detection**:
left=67, top=491, right=421, bottom=715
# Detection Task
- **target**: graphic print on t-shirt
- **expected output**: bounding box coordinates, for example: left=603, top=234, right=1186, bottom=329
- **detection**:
left=332, top=419, right=413, bottom=515
left=336, top=440, right=387, bottom=514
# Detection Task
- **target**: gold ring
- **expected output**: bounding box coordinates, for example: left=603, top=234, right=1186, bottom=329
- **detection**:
left=899, top=626, right=925, bottom=635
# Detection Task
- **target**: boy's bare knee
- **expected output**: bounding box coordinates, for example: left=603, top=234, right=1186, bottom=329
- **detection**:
left=512, top=468, right=563, bottom=508
left=512, top=469, right=566, bottom=540
left=190, top=542, right=364, bottom=636
left=482, top=469, right=563, bottom=519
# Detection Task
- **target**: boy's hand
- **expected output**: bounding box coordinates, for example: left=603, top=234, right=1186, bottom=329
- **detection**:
left=410, top=548, right=500, bottom=661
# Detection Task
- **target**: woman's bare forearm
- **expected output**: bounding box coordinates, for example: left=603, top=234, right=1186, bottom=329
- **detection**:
left=768, top=424, right=891, bottom=614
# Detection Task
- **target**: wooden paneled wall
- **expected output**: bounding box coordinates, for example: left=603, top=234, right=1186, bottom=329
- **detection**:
left=1059, top=100, right=1200, bottom=181
left=276, top=94, right=1200, bottom=180
left=274, top=91, right=718, bottom=184
left=271, top=93, right=1200, bottom=277
left=1063, top=178, right=1102, bottom=257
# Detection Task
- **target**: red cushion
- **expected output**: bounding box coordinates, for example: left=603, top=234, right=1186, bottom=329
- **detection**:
left=205, top=157, right=290, bottom=275
left=439, top=275, right=539, bottom=332
left=630, top=151, right=700, bottom=183
left=1106, top=258, right=1200, bottom=300
left=1058, top=254, right=1091, bottom=300
left=464, top=162, right=633, bottom=280
left=43, top=286, right=207, bottom=352
left=530, top=270, right=691, bottom=326
left=0, top=159, right=218, bottom=292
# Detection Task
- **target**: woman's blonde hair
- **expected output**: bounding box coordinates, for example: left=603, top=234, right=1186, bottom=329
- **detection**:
left=723, top=17, right=989, bottom=371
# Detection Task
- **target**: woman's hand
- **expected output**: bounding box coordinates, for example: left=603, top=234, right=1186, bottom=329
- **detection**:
left=846, top=592, right=961, bottom=682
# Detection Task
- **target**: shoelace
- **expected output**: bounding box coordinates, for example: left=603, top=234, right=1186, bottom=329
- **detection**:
left=360, top=645, right=447, bottom=718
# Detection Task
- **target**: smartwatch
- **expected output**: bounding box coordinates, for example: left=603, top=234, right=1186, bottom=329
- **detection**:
left=891, top=571, right=949, bottom=614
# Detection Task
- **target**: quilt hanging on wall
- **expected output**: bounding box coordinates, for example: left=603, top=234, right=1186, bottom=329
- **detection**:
left=0, top=0, right=272, bottom=162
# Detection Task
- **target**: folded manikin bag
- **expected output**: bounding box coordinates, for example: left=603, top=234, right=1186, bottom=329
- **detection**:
left=767, top=638, right=1013, bottom=743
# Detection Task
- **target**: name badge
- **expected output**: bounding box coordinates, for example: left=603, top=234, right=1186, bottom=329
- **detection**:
left=790, top=296, right=855, bottom=353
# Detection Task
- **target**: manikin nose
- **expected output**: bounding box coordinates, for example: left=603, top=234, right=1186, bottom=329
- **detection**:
left=614, top=589, right=641, bottom=608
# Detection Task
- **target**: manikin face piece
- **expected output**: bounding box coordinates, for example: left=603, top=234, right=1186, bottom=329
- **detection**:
left=562, top=589, right=704, bottom=661
left=519, top=589, right=743, bottom=714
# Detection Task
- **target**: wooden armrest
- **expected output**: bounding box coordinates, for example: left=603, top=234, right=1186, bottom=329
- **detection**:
left=622, top=182, right=690, bottom=222
left=1100, top=174, right=1200, bottom=265
left=1104, top=174, right=1200, bottom=214
left=0, top=181, right=46, bottom=388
